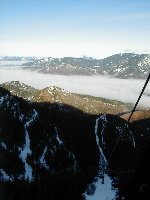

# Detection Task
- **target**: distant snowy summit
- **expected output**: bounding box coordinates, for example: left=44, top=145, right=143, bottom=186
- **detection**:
left=22, top=53, right=150, bottom=79
left=0, top=53, right=150, bottom=78
left=0, top=56, right=41, bottom=66
left=0, top=56, right=40, bottom=62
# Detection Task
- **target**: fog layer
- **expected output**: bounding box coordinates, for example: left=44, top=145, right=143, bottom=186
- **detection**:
left=0, top=67, right=149, bottom=108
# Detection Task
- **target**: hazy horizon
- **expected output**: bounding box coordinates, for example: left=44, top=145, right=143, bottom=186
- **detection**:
left=1, top=51, right=150, bottom=60
left=0, top=0, right=150, bottom=58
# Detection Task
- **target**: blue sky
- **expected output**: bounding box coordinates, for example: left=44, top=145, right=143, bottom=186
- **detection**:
left=0, top=0, right=150, bottom=58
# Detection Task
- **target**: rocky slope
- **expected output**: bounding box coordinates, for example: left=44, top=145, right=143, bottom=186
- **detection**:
left=23, top=53, right=150, bottom=78
left=0, top=81, right=38, bottom=101
left=0, top=87, right=150, bottom=199
left=0, top=81, right=132, bottom=115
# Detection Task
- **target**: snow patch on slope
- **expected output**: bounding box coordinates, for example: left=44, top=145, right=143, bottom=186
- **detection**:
left=0, top=169, right=14, bottom=182
left=0, top=142, right=7, bottom=150
left=84, top=174, right=117, bottom=200
left=99, top=114, right=107, bottom=146
left=18, top=109, right=38, bottom=182
left=95, top=116, right=107, bottom=169
left=84, top=116, right=117, bottom=200
left=19, top=129, right=33, bottom=182
left=55, top=127, right=63, bottom=145
left=39, top=146, right=49, bottom=169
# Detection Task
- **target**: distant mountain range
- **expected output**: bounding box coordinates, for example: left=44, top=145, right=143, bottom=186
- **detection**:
left=0, top=56, right=40, bottom=62
left=22, top=53, right=150, bottom=79
left=0, top=53, right=149, bottom=78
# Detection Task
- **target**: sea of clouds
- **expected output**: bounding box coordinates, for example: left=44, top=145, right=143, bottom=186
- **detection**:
left=0, top=65, right=149, bottom=108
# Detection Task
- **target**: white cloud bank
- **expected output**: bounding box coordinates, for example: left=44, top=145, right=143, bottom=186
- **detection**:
left=0, top=67, right=149, bottom=108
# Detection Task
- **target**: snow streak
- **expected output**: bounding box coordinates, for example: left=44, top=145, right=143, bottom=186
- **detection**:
left=55, top=127, right=63, bottom=145
left=40, top=146, right=49, bottom=169
left=0, top=169, right=14, bottom=182
left=0, top=96, right=4, bottom=104
left=84, top=115, right=117, bottom=200
left=0, top=142, right=7, bottom=150
left=84, top=174, right=117, bottom=200
left=19, top=109, right=38, bottom=182
left=19, top=129, right=32, bottom=182
left=95, top=116, right=107, bottom=169
left=99, top=114, right=107, bottom=146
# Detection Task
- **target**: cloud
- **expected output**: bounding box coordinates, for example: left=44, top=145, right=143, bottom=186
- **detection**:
left=0, top=67, right=149, bottom=108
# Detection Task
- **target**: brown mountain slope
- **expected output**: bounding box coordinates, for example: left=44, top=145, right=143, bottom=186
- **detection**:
left=32, top=86, right=131, bottom=115
left=0, top=81, right=38, bottom=100
left=0, top=81, right=132, bottom=115
left=121, top=110, right=150, bottom=122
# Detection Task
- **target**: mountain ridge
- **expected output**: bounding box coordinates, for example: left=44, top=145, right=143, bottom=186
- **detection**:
left=0, top=56, right=41, bottom=62
left=22, top=53, right=150, bottom=79
left=0, top=81, right=132, bottom=115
